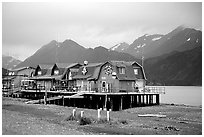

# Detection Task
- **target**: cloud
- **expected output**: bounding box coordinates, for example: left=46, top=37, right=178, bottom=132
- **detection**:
left=2, top=2, right=202, bottom=60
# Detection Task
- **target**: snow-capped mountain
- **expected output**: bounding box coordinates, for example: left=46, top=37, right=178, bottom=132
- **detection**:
left=110, top=26, right=202, bottom=59
left=110, top=42, right=130, bottom=52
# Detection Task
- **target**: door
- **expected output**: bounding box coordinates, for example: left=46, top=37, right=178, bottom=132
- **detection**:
left=107, top=83, right=112, bottom=93
left=102, top=81, right=106, bottom=92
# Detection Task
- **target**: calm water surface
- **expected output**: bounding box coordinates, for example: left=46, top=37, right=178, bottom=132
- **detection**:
left=160, top=86, right=202, bottom=106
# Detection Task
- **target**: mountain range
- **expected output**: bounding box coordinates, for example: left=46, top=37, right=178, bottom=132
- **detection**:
left=16, top=39, right=139, bottom=68
left=110, top=26, right=202, bottom=59
left=12, top=26, right=202, bottom=86
left=144, top=46, right=202, bottom=86
left=2, top=55, right=22, bottom=70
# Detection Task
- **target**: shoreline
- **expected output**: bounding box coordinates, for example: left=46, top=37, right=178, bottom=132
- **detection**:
left=159, top=103, right=202, bottom=108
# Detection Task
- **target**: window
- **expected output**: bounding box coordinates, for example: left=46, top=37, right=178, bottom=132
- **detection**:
left=54, top=70, right=59, bottom=75
left=119, top=67, right=125, bottom=74
left=38, top=71, right=42, bottom=75
left=9, top=72, right=15, bottom=75
left=134, top=68, right=138, bottom=75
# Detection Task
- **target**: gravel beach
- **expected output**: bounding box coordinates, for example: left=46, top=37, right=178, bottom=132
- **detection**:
left=2, top=97, right=202, bottom=135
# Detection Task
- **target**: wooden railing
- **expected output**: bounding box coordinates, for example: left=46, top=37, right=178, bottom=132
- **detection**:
left=75, top=86, right=139, bottom=93
left=144, top=86, right=165, bottom=94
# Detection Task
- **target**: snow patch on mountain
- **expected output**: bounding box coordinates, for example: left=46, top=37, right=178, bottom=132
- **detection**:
left=111, top=43, right=121, bottom=51
left=187, top=38, right=191, bottom=41
left=152, top=37, right=162, bottom=41
left=137, top=44, right=141, bottom=48
left=141, top=44, right=146, bottom=47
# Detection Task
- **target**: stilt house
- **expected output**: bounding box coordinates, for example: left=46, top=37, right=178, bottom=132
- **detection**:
left=73, top=61, right=146, bottom=93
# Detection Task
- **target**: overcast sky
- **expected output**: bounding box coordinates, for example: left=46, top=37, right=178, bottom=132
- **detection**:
left=2, top=2, right=202, bottom=61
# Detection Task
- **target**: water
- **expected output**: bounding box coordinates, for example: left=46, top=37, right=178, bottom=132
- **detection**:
left=160, top=86, right=202, bottom=106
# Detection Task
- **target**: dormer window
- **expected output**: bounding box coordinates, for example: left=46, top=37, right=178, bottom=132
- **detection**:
left=38, top=71, right=42, bottom=75
left=9, top=72, right=14, bottom=75
left=134, top=68, right=138, bottom=75
left=119, top=67, right=125, bottom=74
left=54, top=70, right=59, bottom=75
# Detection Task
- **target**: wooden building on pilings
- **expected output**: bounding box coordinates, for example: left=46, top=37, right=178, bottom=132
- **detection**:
left=73, top=60, right=146, bottom=93
left=18, top=60, right=164, bottom=111
left=31, top=63, right=82, bottom=91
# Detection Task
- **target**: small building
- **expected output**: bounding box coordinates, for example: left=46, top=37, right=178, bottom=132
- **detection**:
left=31, top=63, right=82, bottom=91
left=3, top=66, right=35, bottom=89
left=73, top=63, right=104, bottom=92
left=32, top=64, right=54, bottom=90
left=73, top=61, right=146, bottom=93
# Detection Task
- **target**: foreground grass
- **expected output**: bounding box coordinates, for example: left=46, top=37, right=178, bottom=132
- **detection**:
left=2, top=97, right=202, bottom=135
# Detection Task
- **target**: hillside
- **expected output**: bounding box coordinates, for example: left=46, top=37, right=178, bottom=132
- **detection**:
left=110, top=26, right=202, bottom=59
left=144, top=46, right=202, bottom=86
left=16, top=40, right=139, bottom=68
left=2, top=55, right=22, bottom=70
left=14, top=26, right=202, bottom=86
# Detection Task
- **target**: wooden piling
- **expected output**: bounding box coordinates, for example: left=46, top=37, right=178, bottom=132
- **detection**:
left=120, top=96, right=123, bottom=110
left=110, top=97, right=113, bottom=111
left=140, top=95, right=142, bottom=105
left=156, top=94, right=160, bottom=105
left=107, top=111, right=110, bottom=122
left=44, top=96, right=46, bottom=105
left=146, top=95, right=149, bottom=105
left=73, top=109, right=76, bottom=117
left=98, top=109, right=101, bottom=120
left=104, top=95, right=107, bottom=110
left=142, top=95, right=145, bottom=105
left=81, top=111, right=84, bottom=118
left=62, top=95, right=64, bottom=106
left=150, top=95, right=153, bottom=105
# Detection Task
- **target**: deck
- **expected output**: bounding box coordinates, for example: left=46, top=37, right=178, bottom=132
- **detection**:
left=5, top=86, right=165, bottom=111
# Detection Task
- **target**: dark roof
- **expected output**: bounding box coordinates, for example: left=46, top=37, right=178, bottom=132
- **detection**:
left=111, top=61, right=146, bottom=80
left=45, top=68, right=52, bottom=76
left=34, top=63, right=81, bottom=80
left=73, top=63, right=103, bottom=80
left=73, top=61, right=146, bottom=81
left=2, top=76, right=16, bottom=80
left=38, top=64, right=54, bottom=69
left=56, top=63, right=73, bottom=68
left=11, top=66, right=35, bottom=71
left=109, top=61, right=136, bottom=81
left=56, top=63, right=82, bottom=77
left=36, top=64, right=54, bottom=76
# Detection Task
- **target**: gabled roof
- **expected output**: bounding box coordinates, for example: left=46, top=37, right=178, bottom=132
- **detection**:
left=34, top=63, right=82, bottom=80
left=11, top=66, right=35, bottom=71
left=73, top=63, right=103, bottom=80
left=130, top=61, right=146, bottom=80
left=34, top=64, right=54, bottom=76
left=111, top=61, right=146, bottom=80
left=56, top=63, right=73, bottom=68
left=56, top=63, right=82, bottom=77
left=109, top=61, right=136, bottom=81
left=110, top=61, right=127, bottom=67
left=73, top=61, right=146, bottom=81
left=38, top=64, right=54, bottom=70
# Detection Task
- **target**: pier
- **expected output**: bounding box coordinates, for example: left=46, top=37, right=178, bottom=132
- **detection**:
left=11, top=88, right=164, bottom=111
